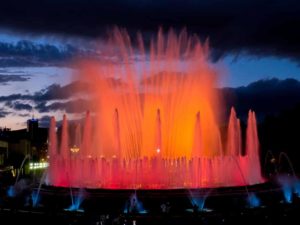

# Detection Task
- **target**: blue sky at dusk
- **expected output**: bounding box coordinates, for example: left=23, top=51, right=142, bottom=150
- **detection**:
left=1, top=0, right=300, bottom=129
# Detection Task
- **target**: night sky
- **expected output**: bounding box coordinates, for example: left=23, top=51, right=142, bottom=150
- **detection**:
left=1, top=0, right=300, bottom=129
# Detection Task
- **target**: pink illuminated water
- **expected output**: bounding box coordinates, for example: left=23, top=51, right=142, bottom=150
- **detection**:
left=47, top=29, right=263, bottom=189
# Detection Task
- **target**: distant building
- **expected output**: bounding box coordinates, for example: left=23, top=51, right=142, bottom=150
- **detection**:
left=0, top=139, right=8, bottom=166
left=0, top=128, right=10, bottom=166
left=0, top=118, right=48, bottom=169
left=27, top=117, right=39, bottom=143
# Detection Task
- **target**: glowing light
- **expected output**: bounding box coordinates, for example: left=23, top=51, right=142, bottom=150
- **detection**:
left=294, top=180, right=300, bottom=197
left=156, top=148, right=160, bottom=154
left=248, top=193, right=261, bottom=208
left=283, top=185, right=293, bottom=203
left=32, top=190, right=40, bottom=207
left=7, top=186, right=15, bottom=197
left=66, top=188, right=85, bottom=212
left=29, top=162, right=48, bottom=170
left=70, top=145, right=80, bottom=153
left=278, top=175, right=294, bottom=203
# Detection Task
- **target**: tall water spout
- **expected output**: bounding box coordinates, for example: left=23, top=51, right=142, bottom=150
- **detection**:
left=49, top=117, right=57, bottom=157
left=192, top=111, right=203, bottom=158
left=48, top=116, right=57, bottom=184
left=155, top=109, right=162, bottom=155
left=60, top=114, right=69, bottom=159
left=246, top=110, right=263, bottom=184
left=58, top=114, right=70, bottom=186
left=82, top=111, right=92, bottom=158
left=114, top=108, right=122, bottom=158
left=74, top=123, right=81, bottom=149
left=227, top=107, right=242, bottom=155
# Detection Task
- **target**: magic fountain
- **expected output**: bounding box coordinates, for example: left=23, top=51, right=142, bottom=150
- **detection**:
left=47, top=28, right=263, bottom=189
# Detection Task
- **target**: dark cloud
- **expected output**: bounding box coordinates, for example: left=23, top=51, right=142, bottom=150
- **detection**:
left=18, top=113, right=31, bottom=117
left=0, top=40, right=91, bottom=67
left=35, top=99, right=92, bottom=114
left=0, top=1, right=300, bottom=61
left=0, top=94, right=33, bottom=102
left=38, top=115, right=52, bottom=128
left=0, top=80, right=92, bottom=113
left=0, top=74, right=30, bottom=84
left=0, top=81, right=89, bottom=103
left=0, top=41, right=74, bottom=59
left=32, top=78, right=119, bottom=102
left=5, top=101, right=33, bottom=111
left=34, top=81, right=90, bottom=101
left=0, top=58, right=39, bottom=67
left=0, top=109, right=9, bottom=118
left=34, top=102, right=47, bottom=113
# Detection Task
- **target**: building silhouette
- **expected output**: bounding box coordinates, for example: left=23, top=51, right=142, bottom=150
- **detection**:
left=0, top=117, right=48, bottom=173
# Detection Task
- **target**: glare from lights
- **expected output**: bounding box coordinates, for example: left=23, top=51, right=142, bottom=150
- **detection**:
left=70, top=145, right=80, bottom=153
left=29, top=162, right=49, bottom=170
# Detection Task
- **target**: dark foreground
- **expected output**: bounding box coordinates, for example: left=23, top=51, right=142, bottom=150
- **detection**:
left=1, top=181, right=300, bottom=225
left=1, top=202, right=300, bottom=225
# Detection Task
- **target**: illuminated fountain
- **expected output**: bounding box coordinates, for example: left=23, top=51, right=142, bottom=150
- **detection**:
left=47, top=29, right=263, bottom=189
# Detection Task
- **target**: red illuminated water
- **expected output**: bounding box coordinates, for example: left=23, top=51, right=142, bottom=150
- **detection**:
left=47, top=29, right=263, bottom=189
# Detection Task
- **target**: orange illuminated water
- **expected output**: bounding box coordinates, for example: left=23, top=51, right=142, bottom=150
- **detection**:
left=47, top=28, right=263, bottom=189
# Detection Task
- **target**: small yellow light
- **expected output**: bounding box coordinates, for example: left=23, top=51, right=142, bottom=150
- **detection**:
left=70, top=145, right=80, bottom=153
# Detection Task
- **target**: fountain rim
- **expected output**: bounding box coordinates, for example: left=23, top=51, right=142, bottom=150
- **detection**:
left=36, top=181, right=274, bottom=198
